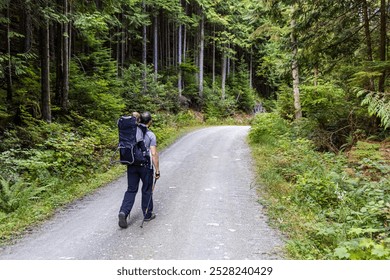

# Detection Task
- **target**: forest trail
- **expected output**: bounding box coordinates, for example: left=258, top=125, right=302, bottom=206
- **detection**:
left=0, top=126, right=284, bottom=260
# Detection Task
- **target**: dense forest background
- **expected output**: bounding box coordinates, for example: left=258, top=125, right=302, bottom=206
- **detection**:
left=0, top=0, right=389, bottom=259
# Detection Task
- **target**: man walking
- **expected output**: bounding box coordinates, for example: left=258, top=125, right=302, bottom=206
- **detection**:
left=118, top=111, right=160, bottom=228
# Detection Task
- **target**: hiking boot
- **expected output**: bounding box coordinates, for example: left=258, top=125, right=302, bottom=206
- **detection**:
left=118, top=212, right=128, bottom=228
left=143, top=213, right=156, bottom=222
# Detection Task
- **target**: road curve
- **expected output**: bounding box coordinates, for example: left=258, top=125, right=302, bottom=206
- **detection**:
left=0, top=126, right=284, bottom=260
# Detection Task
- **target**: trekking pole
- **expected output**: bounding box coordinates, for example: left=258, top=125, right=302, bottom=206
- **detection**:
left=140, top=177, right=158, bottom=228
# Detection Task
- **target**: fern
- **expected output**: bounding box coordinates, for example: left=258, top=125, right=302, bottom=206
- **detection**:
left=0, top=176, right=47, bottom=213
left=357, top=89, right=390, bottom=129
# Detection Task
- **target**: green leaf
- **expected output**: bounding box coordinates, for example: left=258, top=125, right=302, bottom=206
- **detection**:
left=348, top=228, right=364, bottom=235
left=371, top=245, right=388, bottom=258
left=334, top=247, right=350, bottom=259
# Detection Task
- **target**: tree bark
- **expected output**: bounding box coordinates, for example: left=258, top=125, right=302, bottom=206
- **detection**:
left=212, top=25, right=216, bottom=89
left=249, top=48, right=253, bottom=89
left=55, top=0, right=69, bottom=112
left=41, top=5, right=51, bottom=122
left=362, top=0, right=374, bottom=90
left=178, top=19, right=183, bottom=96
left=198, top=11, right=204, bottom=98
left=55, top=9, right=64, bottom=106
left=291, top=19, right=302, bottom=119
left=116, top=14, right=121, bottom=77
left=5, top=4, right=13, bottom=103
left=313, top=62, right=319, bottom=87
left=62, top=0, right=70, bottom=112
left=378, top=0, right=386, bottom=92
left=142, top=0, right=147, bottom=94
left=153, top=14, right=158, bottom=82
left=24, top=4, right=32, bottom=52
left=120, top=12, right=125, bottom=77
left=221, top=50, right=227, bottom=100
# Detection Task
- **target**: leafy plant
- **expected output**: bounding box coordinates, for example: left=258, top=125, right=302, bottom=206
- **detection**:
left=0, top=176, right=47, bottom=213
left=357, top=90, right=390, bottom=129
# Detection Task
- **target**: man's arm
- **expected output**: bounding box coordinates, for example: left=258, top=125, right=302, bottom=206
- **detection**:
left=150, top=145, right=160, bottom=179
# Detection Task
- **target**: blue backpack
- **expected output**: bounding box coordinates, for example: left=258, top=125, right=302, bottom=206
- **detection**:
left=113, top=116, right=149, bottom=166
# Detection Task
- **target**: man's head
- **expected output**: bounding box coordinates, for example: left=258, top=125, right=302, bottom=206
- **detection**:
left=140, top=111, right=152, bottom=125
left=132, top=112, right=140, bottom=123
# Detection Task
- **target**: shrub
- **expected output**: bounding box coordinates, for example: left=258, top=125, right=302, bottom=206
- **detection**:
left=249, top=112, right=290, bottom=145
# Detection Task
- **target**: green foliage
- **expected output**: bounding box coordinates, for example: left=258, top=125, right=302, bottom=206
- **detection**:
left=73, top=11, right=111, bottom=47
left=249, top=113, right=390, bottom=259
left=69, top=50, right=125, bottom=123
left=227, top=60, right=256, bottom=113
left=358, top=90, right=390, bottom=129
left=249, top=113, right=290, bottom=145
left=204, top=88, right=237, bottom=120
left=0, top=176, right=47, bottom=214
left=350, top=141, right=383, bottom=161
left=122, top=64, right=180, bottom=113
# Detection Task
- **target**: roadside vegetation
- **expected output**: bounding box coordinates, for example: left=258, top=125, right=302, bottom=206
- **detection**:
left=249, top=113, right=390, bottom=259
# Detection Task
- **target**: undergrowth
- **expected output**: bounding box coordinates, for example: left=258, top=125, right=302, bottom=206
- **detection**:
left=249, top=113, right=390, bottom=259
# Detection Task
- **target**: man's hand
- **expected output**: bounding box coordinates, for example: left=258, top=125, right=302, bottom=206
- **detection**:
left=155, top=171, right=160, bottom=180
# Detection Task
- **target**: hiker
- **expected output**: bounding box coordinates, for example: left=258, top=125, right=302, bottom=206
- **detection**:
left=118, top=111, right=160, bottom=228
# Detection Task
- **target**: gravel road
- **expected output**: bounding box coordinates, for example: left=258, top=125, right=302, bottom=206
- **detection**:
left=0, top=126, right=284, bottom=260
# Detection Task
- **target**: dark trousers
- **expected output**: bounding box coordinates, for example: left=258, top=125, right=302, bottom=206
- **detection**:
left=120, top=165, right=154, bottom=218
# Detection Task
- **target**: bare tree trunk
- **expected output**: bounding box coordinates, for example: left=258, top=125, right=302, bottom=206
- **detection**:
left=62, top=0, right=69, bottom=112
left=153, top=14, right=158, bottom=82
left=167, top=21, right=171, bottom=68
left=41, top=5, right=51, bottom=122
left=116, top=17, right=120, bottom=76
left=120, top=13, right=125, bottom=77
left=24, top=4, right=32, bottom=52
left=221, top=50, right=227, bottom=100
left=249, top=48, right=253, bottom=89
left=142, top=0, right=147, bottom=94
left=183, top=25, right=187, bottom=60
left=378, top=0, right=386, bottom=92
left=55, top=8, right=64, bottom=106
left=361, top=0, right=374, bottom=90
left=178, top=19, right=183, bottom=96
left=291, top=18, right=302, bottom=119
left=212, top=25, right=216, bottom=89
left=313, top=63, right=319, bottom=87
left=198, top=12, right=204, bottom=98
left=227, top=43, right=230, bottom=77
left=5, top=4, right=13, bottom=103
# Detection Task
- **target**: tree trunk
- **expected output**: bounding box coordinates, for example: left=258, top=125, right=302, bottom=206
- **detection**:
left=120, top=13, right=125, bottom=77
left=178, top=19, right=183, bottom=96
left=313, top=62, right=319, bottom=87
left=24, top=4, right=32, bottom=52
left=142, top=0, right=147, bottom=94
left=62, top=0, right=70, bottom=112
left=378, top=0, right=386, bottom=92
left=55, top=10, right=64, bottom=106
left=362, top=0, right=374, bottom=90
left=198, top=12, right=204, bottom=98
left=116, top=17, right=120, bottom=76
left=41, top=6, right=51, bottom=123
left=5, top=4, right=13, bottom=103
left=55, top=0, right=69, bottom=112
left=221, top=50, right=227, bottom=100
left=153, top=14, right=158, bottom=82
left=291, top=19, right=302, bottom=119
left=212, top=25, right=216, bottom=89
left=249, top=48, right=253, bottom=89
left=168, top=21, right=171, bottom=68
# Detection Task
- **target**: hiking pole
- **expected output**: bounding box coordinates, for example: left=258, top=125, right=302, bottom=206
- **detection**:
left=140, top=177, right=158, bottom=228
